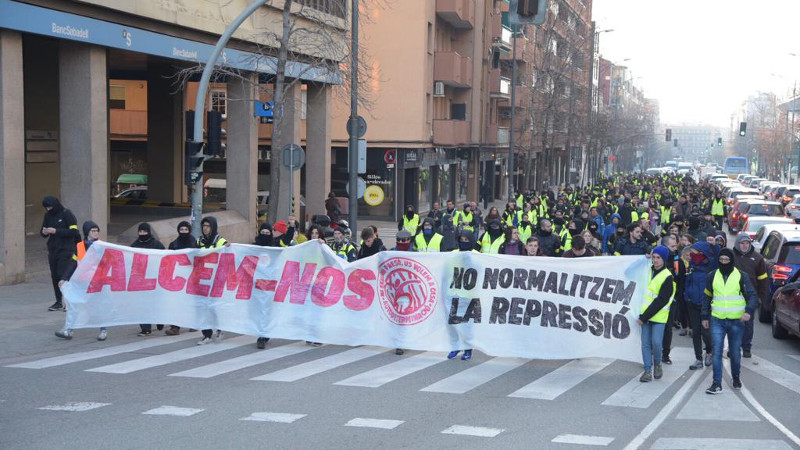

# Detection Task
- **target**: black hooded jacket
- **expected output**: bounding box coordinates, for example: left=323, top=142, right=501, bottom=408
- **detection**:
left=254, top=222, right=275, bottom=247
left=169, top=221, right=198, bottom=250
left=40, top=196, right=80, bottom=256
left=131, top=223, right=165, bottom=250
left=199, top=216, right=227, bottom=248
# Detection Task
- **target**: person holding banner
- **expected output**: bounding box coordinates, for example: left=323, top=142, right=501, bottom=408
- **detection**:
left=357, top=227, right=386, bottom=259
left=41, top=196, right=80, bottom=312
left=391, top=230, right=415, bottom=356
left=131, top=223, right=165, bottom=337
left=163, top=221, right=198, bottom=336
left=637, top=247, right=674, bottom=383
left=197, top=216, right=230, bottom=346
left=330, top=228, right=357, bottom=262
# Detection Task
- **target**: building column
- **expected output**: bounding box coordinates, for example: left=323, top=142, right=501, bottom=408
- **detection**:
left=275, top=81, right=302, bottom=218
left=226, top=73, right=258, bottom=226
left=467, top=149, right=479, bottom=203
left=305, top=83, right=331, bottom=220
left=0, top=30, right=25, bottom=285
left=59, top=41, right=108, bottom=234
left=146, top=63, right=182, bottom=203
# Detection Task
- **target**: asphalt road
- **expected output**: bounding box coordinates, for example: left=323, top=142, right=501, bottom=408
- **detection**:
left=1, top=261, right=799, bottom=450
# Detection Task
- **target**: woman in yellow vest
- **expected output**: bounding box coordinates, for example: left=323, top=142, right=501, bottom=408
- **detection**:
left=701, top=248, right=759, bottom=394
left=637, top=245, right=674, bottom=383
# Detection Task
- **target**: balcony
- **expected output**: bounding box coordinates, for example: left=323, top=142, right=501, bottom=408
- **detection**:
left=500, top=35, right=529, bottom=62
left=433, top=120, right=471, bottom=146
left=485, top=124, right=510, bottom=147
left=498, top=127, right=510, bottom=145
left=434, top=51, right=473, bottom=88
left=489, top=69, right=511, bottom=98
left=490, top=14, right=512, bottom=51
left=436, top=0, right=474, bottom=29
left=110, top=109, right=147, bottom=139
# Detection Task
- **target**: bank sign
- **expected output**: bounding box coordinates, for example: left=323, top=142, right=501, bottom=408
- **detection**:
left=0, top=0, right=338, bottom=83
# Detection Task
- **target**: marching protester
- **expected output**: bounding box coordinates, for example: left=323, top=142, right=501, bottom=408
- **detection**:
left=427, top=201, right=443, bottom=232
left=441, top=200, right=459, bottom=251
left=499, top=227, right=525, bottom=255
left=661, top=234, right=686, bottom=365
left=684, top=241, right=715, bottom=369
left=415, top=217, right=443, bottom=252
left=535, top=219, right=561, bottom=257
left=399, top=204, right=420, bottom=234
left=525, top=236, right=543, bottom=256
left=55, top=221, right=107, bottom=341
left=702, top=248, right=759, bottom=394
left=391, top=230, right=415, bottom=356
left=163, top=221, right=198, bottom=336
left=479, top=219, right=506, bottom=254
left=197, top=216, right=230, bottom=346
left=448, top=228, right=477, bottom=361
left=614, top=223, right=652, bottom=256
left=563, top=235, right=595, bottom=258
left=638, top=246, right=674, bottom=382
left=330, top=227, right=357, bottom=262
left=131, top=223, right=165, bottom=337
left=732, top=233, right=769, bottom=359
left=357, top=226, right=386, bottom=259
left=41, top=196, right=80, bottom=312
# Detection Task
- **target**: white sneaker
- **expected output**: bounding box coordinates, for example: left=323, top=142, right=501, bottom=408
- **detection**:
left=97, top=329, right=108, bottom=341
left=214, top=330, right=224, bottom=342
left=55, top=329, right=73, bottom=340
left=197, top=337, right=212, bottom=345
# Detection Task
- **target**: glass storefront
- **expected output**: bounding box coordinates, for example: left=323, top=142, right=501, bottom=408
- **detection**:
left=436, top=164, right=451, bottom=206
left=418, top=167, right=432, bottom=213
left=455, top=161, right=467, bottom=203
left=358, top=149, right=395, bottom=217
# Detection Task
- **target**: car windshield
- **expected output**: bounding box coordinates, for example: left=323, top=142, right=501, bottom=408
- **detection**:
left=747, top=204, right=782, bottom=215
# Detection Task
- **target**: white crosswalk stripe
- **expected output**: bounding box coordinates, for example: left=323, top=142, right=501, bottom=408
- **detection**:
left=169, top=342, right=313, bottom=378
left=742, top=355, right=800, bottom=396
left=420, top=357, right=528, bottom=394
left=86, top=336, right=252, bottom=374
left=335, top=351, right=447, bottom=388
left=602, top=347, right=694, bottom=409
left=509, top=358, right=613, bottom=400
left=251, top=346, right=389, bottom=382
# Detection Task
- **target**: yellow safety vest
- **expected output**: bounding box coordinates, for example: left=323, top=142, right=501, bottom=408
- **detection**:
left=503, top=210, right=522, bottom=228
left=660, top=206, right=671, bottom=224
left=711, top=199, right=724, bottom=216
left=403, top=215, right=420, bottom=234
left=516, top=194, right=524, bottom=207
left=641, top=268, right=673, bottom=323
left=559, top=227, right=572, bottom=252
left=414, top=233, right=442, bottom=252
left=456, top=211, right=474, bottom=231
left=711, top=269, right=746, bottom=320
left=518, top=224, right=534, bottom=243
left=334, top=242, right=356, bottom=260
left=198, top=236, right=227, bottom=249
left=480, top=233, right=505, bottom=254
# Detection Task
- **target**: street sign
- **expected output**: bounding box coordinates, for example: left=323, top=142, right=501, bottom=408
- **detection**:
left=345, top=176, right=367, bottom=199
left=358, top=139, right=367, bottom=174
left=384, top=149, right=396, bottom=165
left=347, top=115, right=367, bottom=138
left=282, top=144, right=304, bottom=171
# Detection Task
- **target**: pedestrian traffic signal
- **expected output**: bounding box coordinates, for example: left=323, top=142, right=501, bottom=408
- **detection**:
left=717, top=137, right=722, bottom=146
left=509, top=0, right=547, bottom=25
left=665, top=129, right=672, bottom=142
left=206, top=111, right=224, bottom=155
left=739, top=122, right=747, bottom=137
left=184, top=140, right=204, bottom=186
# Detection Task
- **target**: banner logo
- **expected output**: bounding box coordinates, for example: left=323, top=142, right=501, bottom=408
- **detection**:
left=378, top=257, right=437, bottom=325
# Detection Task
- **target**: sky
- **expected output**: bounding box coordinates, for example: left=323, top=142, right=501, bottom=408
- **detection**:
left=591, top=0, right=800, bottom=128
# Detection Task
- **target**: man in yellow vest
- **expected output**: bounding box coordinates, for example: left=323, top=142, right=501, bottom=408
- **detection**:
left=479, top=219, right=506, bottom=254
left=414, top=217, right=443, bottom=253
left=399, top=205, right=420, bottom=235
left=701, top=248, right=759, bottom=394
left=637, top=245, right=674, bottom=382
left=710, top=192, right=725, bottom=231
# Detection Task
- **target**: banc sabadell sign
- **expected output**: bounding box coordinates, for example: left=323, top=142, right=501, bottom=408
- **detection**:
left=0, top=0, right=337, bottom=83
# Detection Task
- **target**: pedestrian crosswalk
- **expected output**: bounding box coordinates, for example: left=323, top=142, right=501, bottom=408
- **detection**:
left=6, top=338, right=800, bottom=411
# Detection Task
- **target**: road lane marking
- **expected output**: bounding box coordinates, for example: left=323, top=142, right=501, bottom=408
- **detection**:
left=335, top=351, right=447, bottom=388
left=142, top=406, right=204, bottom=416
left=603, top=347, right=693, bottom=408
left=345, top=418, right=405, bottom=429
left=38, top=402, right=110, bottom=412
left=5, top=334, right=196, bottom=369
left=86, top=336, right=252, bottom=374
left=420, top=357, right=528, bottom=394
left=552, top=434, right=614, bottom=446
left=676, top=370, right=758, bottom=421
left=509, top=358, right=613, bottom=400
left=241, top=412, right=306, bottom=423
left=251, top=346, right=389, bottom=382
left=169, top=342, right=313, bottom=378
left=650, top=438, right=792, bottom=449
left=441, top=425, right=504, bottom=437
left=742, top=355, right=800, bottom=396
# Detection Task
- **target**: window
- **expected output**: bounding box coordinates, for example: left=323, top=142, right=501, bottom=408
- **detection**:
left=296, top=0, right=346, bottom=19
left=451, top=103, right=467, bottom=121
left=763, top=235, right=780, bottom=260
left=211, top=89, right=227, bottom=116
left=109, top=84, right=126, bottom=109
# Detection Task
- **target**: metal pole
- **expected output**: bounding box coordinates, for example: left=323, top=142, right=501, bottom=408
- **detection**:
left=190, top=0, right=268, bottom=238
left=508, top=25, right=517, bottom=202
left=794, top=82, right=798, bottom=184
left=348, top=0, right=359, bottom=234
left=289, top=145, right=294, bottom=216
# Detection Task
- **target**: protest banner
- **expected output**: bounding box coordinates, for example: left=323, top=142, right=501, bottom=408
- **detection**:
left=62, top=241, right=650, bottom=362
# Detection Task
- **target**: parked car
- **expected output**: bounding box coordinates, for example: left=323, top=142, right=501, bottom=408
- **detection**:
left=113, top=186, right=148, bottom=200
left=759, top=229, right=800, bottom=322
left=741, top=216, right=794, bottom=240
left=725, top=188, right=760, bottom=206
left=753, top=223, right=800, bottom=252
left=728, top=199, right=758, bottom=233
left=747, top=177, right=766, bottom=188
left=771, top=281, right=800, bottom=339
left=778, top=185, right=800, bottom=205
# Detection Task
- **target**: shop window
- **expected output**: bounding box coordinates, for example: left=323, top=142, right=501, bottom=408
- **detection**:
left=211, top=89, right=227, bottom=116
left=451, top=103, right=467, bottom=121
left=109, top=84, right=126, bottom=109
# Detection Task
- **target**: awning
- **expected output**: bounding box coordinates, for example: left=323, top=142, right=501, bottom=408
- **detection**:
left=115, top=174, right=148, bottom=185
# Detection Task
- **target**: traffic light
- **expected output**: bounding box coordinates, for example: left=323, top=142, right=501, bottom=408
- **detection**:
left=509, top=0, right=547, bottom=25
left=185, top=110, right=204, bottom=186
left=666, top=129, right=672, bottom=142
left=206, top=111, right=224, bottom=156
left=717, top=137, right=722, bottom=146
left=739, top=122, right=747, bottom=137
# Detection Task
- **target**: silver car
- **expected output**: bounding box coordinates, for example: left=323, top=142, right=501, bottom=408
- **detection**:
left=786, top=194, right=800, bottom=222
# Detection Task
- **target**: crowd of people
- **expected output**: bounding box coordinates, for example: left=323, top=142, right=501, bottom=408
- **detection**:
left=42, top=171, right=766, bottom=394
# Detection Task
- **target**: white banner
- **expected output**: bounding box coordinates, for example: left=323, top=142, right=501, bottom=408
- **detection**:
left=62, top=241, right=651, bottom=362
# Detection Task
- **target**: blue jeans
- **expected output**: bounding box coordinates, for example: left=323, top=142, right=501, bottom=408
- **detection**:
left=641, top=322, right=665, bottom=372
left=711, top=317, right=745, bottom=384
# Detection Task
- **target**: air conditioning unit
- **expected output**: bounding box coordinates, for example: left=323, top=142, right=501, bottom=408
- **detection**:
left=434, top=82, right=445, bottom=97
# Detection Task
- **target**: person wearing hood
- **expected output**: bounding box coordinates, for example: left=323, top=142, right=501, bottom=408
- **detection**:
left=499, top=227, right=525, bottom=255
left=602, top=213, right=622, bottom=254
left=131, top=223, right=165, bottom=337
left=517, top=205, right=536, bottom=244
left=330, top=227, right=357, bottom=261
left=415, top=217, right=444, bottom=252
left=502, top=201, right=522, bottom=228
left=732, top=233, right=768, bottom=359
left=55, top=221, right=108, bottom=341
left=479, top=219, right=506, bottom=254
left=391, top=230, right=414, bottom=356
left=164, top=221, right=198, bottom=336
left=357, top=226, right=386, bottom=259
left=637, top=245, right=674, bottom=382
left=254, top=222, right=275, bottom=247
left=684, top=241, right=716, bottom=370
left=535, top=219, right=561, bottom=257
left=552, top=216, right=570, bottom=256
left=399, top=204, right=420, bottom=235
left=272, top=219, right=297, bottom=247
left=454, top=202, right=477, bottom=237
left=41, top=196, right=80, bottom=312
left=448, top=229, right=477, bottom=361
left=702, top=248, right=759, bottom=394
left=440, top=200, right=459, bottom=252
left=687, top=216, right=707, bottom=242
left=619, top=197, right=639, bottom=226
left=197, top=216, right=230, bottom=346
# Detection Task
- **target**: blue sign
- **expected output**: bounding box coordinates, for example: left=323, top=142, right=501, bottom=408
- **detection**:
left=0, top=0, right=340, bottom=83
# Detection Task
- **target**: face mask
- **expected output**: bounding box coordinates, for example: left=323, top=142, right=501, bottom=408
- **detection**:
left=423, top=228, right=433, bottom=236
left=690, top=252, right=707, bottom=266
left=396, top=242, right=411, bottom=251
left=458, top=241, right=473, bottom=251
